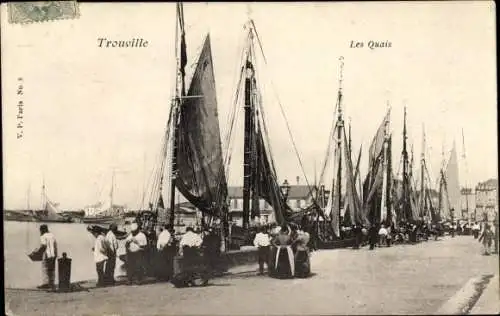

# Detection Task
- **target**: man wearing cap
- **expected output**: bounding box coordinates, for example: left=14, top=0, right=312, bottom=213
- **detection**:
left=90, top=226, right=108, bottom=287
left=33, top=224, right=58, bottom=289
left=105, top=223, right=119, bottom=285
left=125, top=222, right=147, bottom=285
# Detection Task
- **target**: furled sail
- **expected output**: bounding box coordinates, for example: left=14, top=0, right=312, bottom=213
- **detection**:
left=175, top=34, right=228, bottom=216
left=342, top=129, right=369, bottom=227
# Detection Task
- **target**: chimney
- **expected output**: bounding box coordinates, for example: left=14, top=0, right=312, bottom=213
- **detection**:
left=296, top=176, right=300, bottom=185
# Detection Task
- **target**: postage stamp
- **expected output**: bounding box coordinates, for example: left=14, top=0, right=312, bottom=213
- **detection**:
left=8, top=1, right=80, bottom=24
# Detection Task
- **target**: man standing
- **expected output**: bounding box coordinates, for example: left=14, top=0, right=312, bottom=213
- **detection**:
left=156, top=225, right=173, bottom=281
left=179, top=227, right=203, bottom=259
left=369, top=223, right=378, bottom=250
left=90, top=227, right=108, bottom=287
left=202, top=228, right=222, bottom=276
left=378, top=224, right=388, bottom=247
left=125, top=222, right=148, bottom=285
left=34, top=224, right=58, bottom=289
left=253, top=226, right=271, bottom=275
left=105, top=223, right=119, bottom=286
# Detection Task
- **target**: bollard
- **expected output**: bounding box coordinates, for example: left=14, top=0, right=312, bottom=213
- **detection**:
left=58, top=252, right=72, bottom=291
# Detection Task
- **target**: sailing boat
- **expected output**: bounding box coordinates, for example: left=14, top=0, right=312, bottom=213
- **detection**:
left=138, top=4, right=301, bottom=253
left=393, top=107, right=420, bottom=225
left=314, top=58, right=368, bottom=248
left=226, top=18, right=296, bottom=242
left=137, top=3, right=228, bottom=244
left=33, top=179, right=72, bottom=223
left=416, top=125, right=439, bottom=224
left=362, top=108, right=394, bottom=227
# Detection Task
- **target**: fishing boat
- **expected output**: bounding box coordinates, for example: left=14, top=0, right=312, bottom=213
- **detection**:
left=393, top=107, right=420, bottom=225
left=311, top=58, right=368, bottom=248
left=33, top=180, right=73, bottom=223
left=362, top=107, right=395, bottom=228
left=136, top=3, right=301, bottom=254
left=416, top=125, right=440, bottom=225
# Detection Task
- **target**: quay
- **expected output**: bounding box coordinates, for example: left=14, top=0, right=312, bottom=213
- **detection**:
left=5, top=236, right=498, bottom=315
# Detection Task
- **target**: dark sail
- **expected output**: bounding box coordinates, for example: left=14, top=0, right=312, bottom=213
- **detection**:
left=175, top=34, right=227, bottom=216
left=254, top=128, right=292, bottom=225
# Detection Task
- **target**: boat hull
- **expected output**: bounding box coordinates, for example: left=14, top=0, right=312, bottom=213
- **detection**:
left=82, top=216, right=120, bottom=225
left=3, top=211, right=37, bottom=222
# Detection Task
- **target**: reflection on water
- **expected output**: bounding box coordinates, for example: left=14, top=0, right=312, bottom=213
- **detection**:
left=3, top=221, right=127, bottom=289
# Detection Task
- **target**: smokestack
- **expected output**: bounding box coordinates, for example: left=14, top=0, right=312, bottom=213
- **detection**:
left=296, top=176, right=300, bottom=185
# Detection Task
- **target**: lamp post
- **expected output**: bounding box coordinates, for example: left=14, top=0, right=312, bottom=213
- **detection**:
left=281, top=179, right=291, bottom=203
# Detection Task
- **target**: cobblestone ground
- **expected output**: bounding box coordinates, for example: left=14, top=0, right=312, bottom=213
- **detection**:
left=5, top=236, right=498, bottom=315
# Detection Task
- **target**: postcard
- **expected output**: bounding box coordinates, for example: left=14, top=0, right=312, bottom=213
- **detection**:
left=2, top=2, right=498, bottom=315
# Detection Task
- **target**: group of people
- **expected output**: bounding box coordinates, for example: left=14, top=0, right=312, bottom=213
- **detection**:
left=112, top=222, right=221, bottom=286
left=253, top=223, right=311, bottom=279
left=88, top=224, right=120, bottom=286
left=31, top=216, right=497, bottom=290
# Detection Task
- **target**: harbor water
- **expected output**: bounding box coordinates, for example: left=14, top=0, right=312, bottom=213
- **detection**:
left=4, top=221, right=127, bottom=289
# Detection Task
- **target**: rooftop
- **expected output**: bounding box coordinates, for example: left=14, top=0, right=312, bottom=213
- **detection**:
left=476, top=178, right=498, bottom=190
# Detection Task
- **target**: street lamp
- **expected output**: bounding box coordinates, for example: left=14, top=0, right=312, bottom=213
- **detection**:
left=281, top=179, right=291, bottom=202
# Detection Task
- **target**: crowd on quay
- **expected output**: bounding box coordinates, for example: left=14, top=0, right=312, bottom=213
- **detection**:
left=85, top=221, right=223, bottom=286
left=29, top=215, right=497, bottom=290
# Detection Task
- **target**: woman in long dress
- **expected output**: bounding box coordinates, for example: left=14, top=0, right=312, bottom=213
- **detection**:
left=271, top=225, right=294, bottom=279
left=294, top=229, right=311, bottom=278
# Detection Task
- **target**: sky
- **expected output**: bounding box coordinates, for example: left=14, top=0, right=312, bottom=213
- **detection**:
left=1, top=1, right=497, bottom=210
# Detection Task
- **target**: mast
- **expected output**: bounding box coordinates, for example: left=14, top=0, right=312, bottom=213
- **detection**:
left=420, top=126, right=426, bottom=220
left=461, top=129, right=470, bottom=223
left=242, top=24, right=255, bottom=231
left=336, top=57, right=344, bottom=228
left=402, top=106, right=409, bottom=222
left=41, top=176, right=46, bottom=210
left=380, top=105, right=390, bottom=224
left=169, top=2, right=186, bottom=227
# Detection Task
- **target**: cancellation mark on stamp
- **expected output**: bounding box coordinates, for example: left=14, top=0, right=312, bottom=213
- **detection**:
left=8, top=1, right=80, bottom=24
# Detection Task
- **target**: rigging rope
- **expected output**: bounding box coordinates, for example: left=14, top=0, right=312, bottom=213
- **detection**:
left=251, top=20, right=318, bottom=208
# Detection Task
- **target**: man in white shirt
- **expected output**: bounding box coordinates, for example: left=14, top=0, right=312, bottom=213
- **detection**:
left=125, top=222, right=147, bottom=284
left=35, top=224, right=58, bottom=289
left=253, top=226, right=271, bottom=275
left=157, top=226, right=172, bottom=250
left=378, top=225, right=388, bottom=247
left=104, top=223, right=119, bottom=285
left=179, top=227, right=203, bottom=259
left=90, top=227, right=108, bottom=287
left=156, top=225, right=174, bottom=281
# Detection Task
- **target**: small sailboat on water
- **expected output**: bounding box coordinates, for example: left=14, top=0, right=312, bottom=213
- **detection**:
left=33, top=180, right=72, bottom=223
